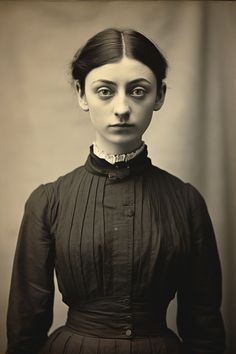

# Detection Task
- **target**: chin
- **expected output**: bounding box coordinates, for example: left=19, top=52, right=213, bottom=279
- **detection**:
left=109, top=136, right=141, bottom=150
left=109, top=136, right=136, bottom=145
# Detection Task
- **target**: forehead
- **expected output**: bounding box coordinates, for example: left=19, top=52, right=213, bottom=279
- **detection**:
left=85, top=56, right=156, bottom=85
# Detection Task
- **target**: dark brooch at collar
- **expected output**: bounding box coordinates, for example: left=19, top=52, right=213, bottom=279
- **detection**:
left=85, top=145, right=151, bottom=180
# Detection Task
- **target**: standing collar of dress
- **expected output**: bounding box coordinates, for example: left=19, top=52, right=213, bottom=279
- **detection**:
left=85, top=143, right=152, bottom=180
left=92, top=141, right=146, bottom=165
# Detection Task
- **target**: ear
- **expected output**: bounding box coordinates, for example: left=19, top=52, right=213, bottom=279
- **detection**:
left=74, top=80, right=89, bottom=112
left=153, top=83, right=166, bottom=111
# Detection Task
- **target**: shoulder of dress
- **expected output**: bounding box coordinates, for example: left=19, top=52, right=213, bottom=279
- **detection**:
left=42, top=165, right=85, bottom=194
left=26, top=165, right=85, bottom=206
left=25, top=165, right=86, bottom=229
left=149, top=165, right=205, bottom=203
left=150, top=165, right=188, bottom=187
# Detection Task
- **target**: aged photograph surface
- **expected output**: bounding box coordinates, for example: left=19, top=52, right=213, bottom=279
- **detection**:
left=1, top=1, right=235, bottom=353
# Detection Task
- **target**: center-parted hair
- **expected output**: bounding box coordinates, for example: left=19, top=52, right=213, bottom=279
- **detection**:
left=71, top=28, right=168, bottom=94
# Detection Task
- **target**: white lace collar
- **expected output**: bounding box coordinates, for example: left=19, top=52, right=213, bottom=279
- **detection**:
left=92, top=142, right=145, bottom=165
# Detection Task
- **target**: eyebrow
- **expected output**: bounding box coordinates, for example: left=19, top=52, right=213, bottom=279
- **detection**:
left=91, top=78, right=152, bottom=85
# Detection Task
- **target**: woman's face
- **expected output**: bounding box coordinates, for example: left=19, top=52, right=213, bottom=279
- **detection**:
left=78, top=56, right=165, bottom=154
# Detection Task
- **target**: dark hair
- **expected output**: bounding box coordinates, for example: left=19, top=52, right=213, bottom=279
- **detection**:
left=71, top=28, right=168, bottom=94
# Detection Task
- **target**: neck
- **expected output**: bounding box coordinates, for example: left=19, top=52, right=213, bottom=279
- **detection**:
left=94, top=136, right=143, bottom=155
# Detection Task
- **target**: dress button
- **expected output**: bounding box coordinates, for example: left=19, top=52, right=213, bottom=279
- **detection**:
left=122, top=298, right=129, bottom=304
left=125, top=329, right=132, bottom=337
left=125, top=209, right=134, bottom=217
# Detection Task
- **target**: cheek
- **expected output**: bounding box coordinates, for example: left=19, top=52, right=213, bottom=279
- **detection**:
left=89, top=107, right=107, bottom=130
left=133, top=102, right=154, bottom=131
left=134, top=95, right=156, bottom=112
left=134, top=102, right=155, bottom=118
left=87, top=99, right=111, bottom=115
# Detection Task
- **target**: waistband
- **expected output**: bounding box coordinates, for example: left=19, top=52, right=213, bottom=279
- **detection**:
left=65, top=296, right=171, bottom=339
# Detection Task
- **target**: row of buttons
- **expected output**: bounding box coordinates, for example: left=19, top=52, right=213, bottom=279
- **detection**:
left=125, top=328, right=132, bottom=337
left=120, top=297, right=130, bottom=304
left=124, top=208, right=134, bottom=217
left=119, top=297, right=132, bottom=336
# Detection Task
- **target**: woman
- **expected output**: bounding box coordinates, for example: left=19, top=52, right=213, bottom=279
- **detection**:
left=6, top=28, right=225, bottom=354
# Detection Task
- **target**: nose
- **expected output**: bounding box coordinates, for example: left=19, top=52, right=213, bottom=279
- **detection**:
left=113, top=91, right=131, bottom=121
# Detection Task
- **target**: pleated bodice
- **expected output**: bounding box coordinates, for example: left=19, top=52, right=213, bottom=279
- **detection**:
left=51, top=146, right=190, bottom=310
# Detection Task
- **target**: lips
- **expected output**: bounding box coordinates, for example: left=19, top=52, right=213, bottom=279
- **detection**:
left=109, top=123, right=134, bottom=127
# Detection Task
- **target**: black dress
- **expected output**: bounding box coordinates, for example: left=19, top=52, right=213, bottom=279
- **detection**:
left=6, top=146, right=225, bottom=354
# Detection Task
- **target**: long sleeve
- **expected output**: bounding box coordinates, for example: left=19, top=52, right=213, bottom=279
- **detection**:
left=177, top=184, right=226, bottom=354
left=6, top=185, right=55, bottom=354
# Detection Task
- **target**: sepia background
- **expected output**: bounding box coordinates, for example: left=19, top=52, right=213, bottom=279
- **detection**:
left=0, top=1, right=236, bottom=353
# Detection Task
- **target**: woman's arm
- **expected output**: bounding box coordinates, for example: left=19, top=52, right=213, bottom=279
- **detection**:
left=177, top=184, right=226, bottom=354
left=6, top=185, right=55, bottom=354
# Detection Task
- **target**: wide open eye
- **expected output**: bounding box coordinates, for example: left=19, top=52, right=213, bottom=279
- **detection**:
left=97, top=87, right=114, bottom=98
left=130, top=87, right=147, bottom=98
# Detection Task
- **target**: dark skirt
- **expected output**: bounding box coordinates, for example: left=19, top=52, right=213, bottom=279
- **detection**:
left=39, top=326, right=183, bottom=354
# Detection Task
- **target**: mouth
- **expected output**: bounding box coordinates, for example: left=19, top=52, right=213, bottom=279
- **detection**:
left=109, top=123, right=134, bottom=128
